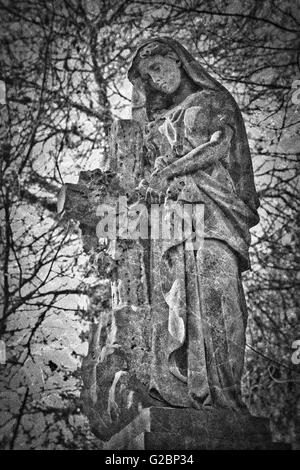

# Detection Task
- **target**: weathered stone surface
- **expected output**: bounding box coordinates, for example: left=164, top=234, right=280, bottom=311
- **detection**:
left=134, top=433, right=290, bottom=450
left=103, top=407, right=285, bottom=450
left=58, top=117, right=156, bottom=439
left=81, top=306, right=154, bottom=441
left=57, top=119, right=145, bottom=251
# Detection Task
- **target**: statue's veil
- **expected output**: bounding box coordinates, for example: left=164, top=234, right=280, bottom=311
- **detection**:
left=128, top=37, right=259, bottom=216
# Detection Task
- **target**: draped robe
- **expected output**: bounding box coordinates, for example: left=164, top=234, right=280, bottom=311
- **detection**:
left=128, top=38, right=260, bottom=410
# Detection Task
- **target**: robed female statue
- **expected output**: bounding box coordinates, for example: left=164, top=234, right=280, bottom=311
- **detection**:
left=127, top=37, right=260, bottom=411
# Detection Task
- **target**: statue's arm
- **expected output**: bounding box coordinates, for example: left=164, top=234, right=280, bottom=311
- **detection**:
left=152, top=124, right=233, bottom=181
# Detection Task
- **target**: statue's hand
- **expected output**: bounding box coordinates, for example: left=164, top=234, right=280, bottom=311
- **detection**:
left=166, top=177, right=186, bottom=200
left=133, top=174, right=165, bottom=204
left=149, top=167, right=171, bottom=190
left=128, top=179, right=149, bottom=205
left=137, top=179, right=149, bottom=196
left=145, top=186, right=165, bottom=204
left=154, top=155, right=169, bottom=171
left=134, top=177, right=165, bottom=204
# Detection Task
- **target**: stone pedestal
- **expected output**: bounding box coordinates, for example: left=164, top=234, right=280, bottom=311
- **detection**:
left=103, top=407, right=289, bottom=450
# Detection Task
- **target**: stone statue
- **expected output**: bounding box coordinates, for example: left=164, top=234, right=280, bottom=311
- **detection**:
left=127, top=37, right=260, bottom=411
left=59, top=38, right=287, bottom=449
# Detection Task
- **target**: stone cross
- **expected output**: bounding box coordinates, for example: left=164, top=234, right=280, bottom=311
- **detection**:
left=58, top=118, right=157, bottom=441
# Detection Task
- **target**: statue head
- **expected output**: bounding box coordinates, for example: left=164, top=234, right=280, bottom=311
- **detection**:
left=128, top=40, right=201, bottom=120
left=130, top=41, right=182, bottom=95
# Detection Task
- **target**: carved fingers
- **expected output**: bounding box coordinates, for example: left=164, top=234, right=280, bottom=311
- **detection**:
left=210, top=130, right=223, bottom=143
left=166, top=177, right=185, bottom=200
left=134, top=179, right=149, bottom=200
left=134, top=179, right=165, bottom=203
left=210, top=124, right=234, bottom=144
left=145, top=187, right=165, bottom=204
left=154, top=155, right=169, bottom=171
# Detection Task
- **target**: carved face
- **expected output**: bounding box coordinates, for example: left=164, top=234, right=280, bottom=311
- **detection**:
left=137, top=54, right=182, bottom=94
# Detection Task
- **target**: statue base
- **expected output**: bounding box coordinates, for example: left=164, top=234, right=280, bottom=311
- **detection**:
left=103, top=407, right=289, bottom=450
